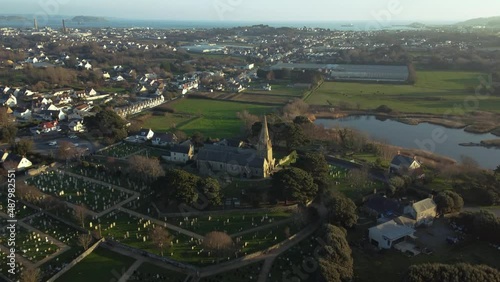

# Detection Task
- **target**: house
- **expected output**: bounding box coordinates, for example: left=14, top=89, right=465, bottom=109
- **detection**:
left=113, top=75, right=125, bottom=82
left=162, top=144, right=195, bottom=163
left=84, top=62, right=92, bottom=70
left=103, top=72, right=111, bottom=80
left=362, top=195, right=402, bottom=219
left=2, top=94, right=17, bottom=107
left=39, top=120, right=59, bottom=133
left=389, top=153, right=424, bottom=178
left=68, top=120, right=85, bottom=132
left=152, top=133, right=178, bottom=146
left=13, top=108, right=32, bottom=119
left=368, top=220, right=416, bottom=249
left=134, top=128, right=154, bottom=141
left=1, top=152, right=33, bottom=171
left=403, top=198, right=437, bottom=227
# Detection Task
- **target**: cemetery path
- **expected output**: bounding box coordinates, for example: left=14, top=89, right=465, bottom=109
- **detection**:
left=118, top=207, right=205, bottom=240
left=257, top=256, right=276, bottom=282
left=230, top=218, right=295, bottom=238
left=60, top=171, right=141, bottom=217
left=117, top=258, right=144, bottom=282
left=199, top=220, right=321, bottom=278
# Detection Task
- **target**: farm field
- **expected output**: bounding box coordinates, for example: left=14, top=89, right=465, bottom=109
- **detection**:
left=245, top=83, right=309, bottom=97
left=230, top=93, right=294, bottom=104
left=55, top=247, right=136, bottom=282
left=169, top=99, right=276, bottom=138
left=306, top=71, right=500, bottom=114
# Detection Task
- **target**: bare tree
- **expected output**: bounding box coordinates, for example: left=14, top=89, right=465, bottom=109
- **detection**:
left=282, top=99, right=310, bottom=120
left=203, top=232, right=234, bottom=259
left=237, top=110, right=259, bottom=135
left=16, top=182, right=44, bottom=203
left=77, top=233, right=93, bottom=251
left=127, top=155, right=165, bottom=182
left=57, top=141, right=78, bottom=161
left=20, top=267, right=41, bottom=282
left=74, top=205, right=88, bottom=228
left=150, top=226, right=172, bottom=256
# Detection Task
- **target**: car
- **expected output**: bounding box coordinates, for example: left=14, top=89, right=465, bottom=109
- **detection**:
left=48, top=141, right=57, bottom=146
left=69, top=135, right=78, bottom=139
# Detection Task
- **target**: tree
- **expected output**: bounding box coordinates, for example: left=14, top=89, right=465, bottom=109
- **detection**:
left=0, top=106, right=13, bottom=127
left=1, top=124, right=17, bottom=144
left=77, top=233, right=93, bottom=251
left=404, top=263, right=500, bottom=282
left=85, top=109, right=127, bottom=144
left=127, top=155, right=165, bottom=182
left=317, top=224, right=354, bottom=282
left=150, top=226, right=172, bottom=256
left=74, top=205, right=88, bottom=228
left=237, top=110, right=259, bottom=136
left=203, top=231, right=234, bottom=259
left=293, top=152, right=330, bottom=190
left=293, top=115, right=311, bottom=125
left=434, top=190, right=464, bottom=214
left=271, top=167, right=318, bottom=205
left=57, top=141, right=78, bottom=161
left=12, top=139, right=34, bottom=156
left=20, top=267, right=41, bottom=282
left=323, top=190, right=358, bottom=228
left=164, top=169, right=199, bottom=204
left=191, top=132, right=205, bottom=148
left=198, top=177, right=222, bottom=207
left=388, top=176, right=406, bottom=195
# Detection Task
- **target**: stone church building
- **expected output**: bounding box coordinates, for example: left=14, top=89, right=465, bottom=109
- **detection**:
left=197, top=116, right=275, bottom=178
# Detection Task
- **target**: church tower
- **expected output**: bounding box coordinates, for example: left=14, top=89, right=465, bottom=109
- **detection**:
left=257, top=116, right=274, bottom=170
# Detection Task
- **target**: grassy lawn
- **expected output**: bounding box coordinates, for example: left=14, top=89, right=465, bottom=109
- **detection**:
left=128, top=262, right=187, bottom=282
left=141, top=113, right=196, bottom=132
left=306, top=71, right=500, bottom=114
left=55, top=247, right=136, bottom=282
left=231, top=93, right=293, bottom=104
left=170, top=99, right=276, bottom=138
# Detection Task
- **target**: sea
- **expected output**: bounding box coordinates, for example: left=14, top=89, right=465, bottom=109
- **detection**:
left=0, top=16, right=453, bottom=30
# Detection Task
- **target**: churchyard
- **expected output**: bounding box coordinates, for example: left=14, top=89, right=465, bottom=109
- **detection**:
left=162, top=211, right=295, bottom=235
left=200, top=261, right=264, bottom=282
left=329, top=165, right=385, bottom=201
left=2, top=227, right=60, bottom=264
left=128, top=262, right=187, bottom=282
left=98, top=143, right=145, bottom=158
left=26, top=171, right=136, bottom=214
left=268, top=233, right=319, bottom=282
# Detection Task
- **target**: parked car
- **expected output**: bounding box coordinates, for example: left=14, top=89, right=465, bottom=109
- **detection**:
left=48, top=141, right=57, bottom=146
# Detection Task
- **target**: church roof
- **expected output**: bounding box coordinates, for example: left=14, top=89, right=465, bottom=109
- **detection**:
left=197, top=144, right=265, bottom=169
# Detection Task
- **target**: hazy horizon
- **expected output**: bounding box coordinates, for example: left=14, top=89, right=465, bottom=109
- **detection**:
left=1, top=0, right=499, bottom=22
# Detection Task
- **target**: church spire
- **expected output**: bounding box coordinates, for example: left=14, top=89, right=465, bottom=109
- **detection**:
left=257, top=115, right=273, bottom=164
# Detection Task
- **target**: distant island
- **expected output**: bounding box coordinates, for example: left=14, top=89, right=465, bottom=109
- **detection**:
left=456, top=16, right=500, bottom=28
left=70, top=16, right=107, bottom=23
left=0, top=15, right=29, bottom=22
left=407, top=22, right=426, bottom=28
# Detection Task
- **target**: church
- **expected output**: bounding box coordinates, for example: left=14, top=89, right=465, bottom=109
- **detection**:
left=197, top=116, right=275, bottom=178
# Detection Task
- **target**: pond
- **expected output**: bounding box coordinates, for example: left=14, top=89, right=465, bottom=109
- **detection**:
left=316, top=116, right=500, bottom=170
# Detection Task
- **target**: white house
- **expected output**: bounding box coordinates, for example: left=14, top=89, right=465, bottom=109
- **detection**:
left=13, top=108, right=32, bottom=119
left=389, top=153, right=424, bottom=178
left=69, top=120, right=85, bottom=132
left=103, top=72, right=111, bottom=80
left=3, top=94, right=17, bottom=107
left=162, top=144, right=195, bottom=164
left=134, top=129, right=155, bottom=141
left=403, top=198, right=437, bottom=227
left=113, top=75, right=125, bottom=82
left=84, top=62, right=92, bottom=70
left=1, top=152, right=33, bottom=171
left=368, top=220, right=416, bottom=249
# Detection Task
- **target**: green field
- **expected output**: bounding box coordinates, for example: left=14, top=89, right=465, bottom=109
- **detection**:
left=306, top=71, right=500, bottom=114
left=142, top=113, right=195, bottom=132
left=170, top=99, right=276, bottom=138
left=245, top=84, right=308, bottom=97
left=55, top=247, right=136, bottom=282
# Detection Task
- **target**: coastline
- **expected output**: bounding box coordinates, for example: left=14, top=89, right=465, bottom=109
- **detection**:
left=459, top=139, right=500, bottom=149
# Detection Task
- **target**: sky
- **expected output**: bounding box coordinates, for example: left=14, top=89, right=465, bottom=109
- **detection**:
left=2, top=0, right=500, bottom=23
